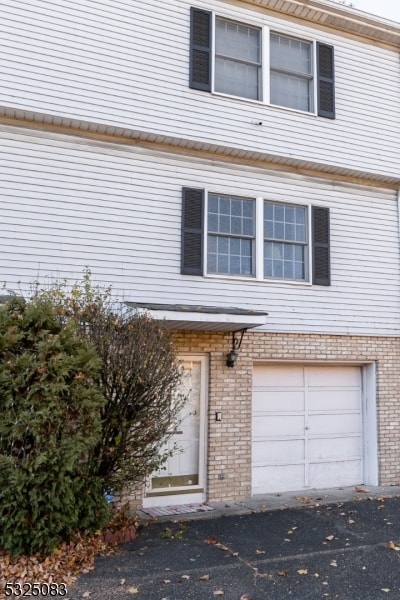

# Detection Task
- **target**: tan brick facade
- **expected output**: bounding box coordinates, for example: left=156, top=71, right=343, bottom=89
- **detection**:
left=126, top=331, right=400, bottom=509
left=171, top=331, right=400, bottom=503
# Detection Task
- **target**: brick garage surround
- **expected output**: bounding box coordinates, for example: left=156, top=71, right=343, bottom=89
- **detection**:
left=172, top=331, right=400, bottom=503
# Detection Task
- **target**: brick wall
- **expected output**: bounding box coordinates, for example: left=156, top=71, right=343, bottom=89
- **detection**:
left=172, top=331, right=400, bottom=502
left=126, top=331, right=400, bottom=508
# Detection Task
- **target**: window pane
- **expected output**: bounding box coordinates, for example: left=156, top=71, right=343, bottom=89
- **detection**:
left=216, top=18, right=261, bottom=63
left=218, top=236, right=229, bottom=254
left=219, top=214, right=230, bottom=233
left=208, top=212, right=218, bottom=232
left=231, top=199, right=242, bottom=216
left=285, top=222, right=295, bottom=240
left=215, top=57, right=260, bottom=100
left=274, top=221, right=284, bottom=239
left=243, top=200, right=254, bottom=218
left=270, top=33, right=311, bottom=76
left=270, top=71, right=311, bottom=112
left=283, top=259, right=294, bottom=279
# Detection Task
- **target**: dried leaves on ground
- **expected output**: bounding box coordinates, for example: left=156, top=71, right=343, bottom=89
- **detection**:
left=0, top=506, right=138, bottom=600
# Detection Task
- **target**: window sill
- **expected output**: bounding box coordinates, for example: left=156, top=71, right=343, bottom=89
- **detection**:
left=204, top=273, right=312, bottom=286
left=210, top=90, right=318, bottom=118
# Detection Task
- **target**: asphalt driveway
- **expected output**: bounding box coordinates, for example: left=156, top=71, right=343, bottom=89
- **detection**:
left=71, top=495, right=400, bottom=599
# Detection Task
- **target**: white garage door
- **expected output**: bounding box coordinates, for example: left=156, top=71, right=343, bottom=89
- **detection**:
left=252, top=364, right=363, bottom=494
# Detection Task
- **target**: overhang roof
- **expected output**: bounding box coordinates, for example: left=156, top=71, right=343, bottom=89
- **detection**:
left=126, top=302, right=268, bottom=332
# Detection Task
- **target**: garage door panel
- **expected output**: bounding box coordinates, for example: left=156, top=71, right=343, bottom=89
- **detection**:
left=308, top=459, right=363, bottom=487
left=252, top=464, right=305, bottom=494
left=308, top=389, right=361, bottom=412
left=253, top=365, right=304, bottom=387
left=307, top=366, right=360, bottom=387
left=253, top=390, right=305, bottom=413
left=252, top=364, right=363, bottom=494
left=253, top=439, right=305, bottom=465
left=308, top=436, right=362, bottom=460
left=308, top=413, right=361, bottom=435
left=253, top=415, right=304, bottom=437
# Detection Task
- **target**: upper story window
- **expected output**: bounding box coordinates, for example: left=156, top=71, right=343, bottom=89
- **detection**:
left=215, top=18, right=262, bottom=101
left=189, top=7, right=335, bottom=118
left=181, top=188, right=330, bottom=285
left=270, top=33, right=313, bottom=112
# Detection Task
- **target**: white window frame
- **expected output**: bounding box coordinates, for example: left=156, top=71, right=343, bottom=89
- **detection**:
left=210, top=12, right=318, bottom=116
left=204, top=192, right=312, bottom=284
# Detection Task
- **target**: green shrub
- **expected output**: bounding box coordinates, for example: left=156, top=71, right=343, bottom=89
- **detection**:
left=36, top=272, right=186, bottom=494
left=0, top=296, right=108, bottom=555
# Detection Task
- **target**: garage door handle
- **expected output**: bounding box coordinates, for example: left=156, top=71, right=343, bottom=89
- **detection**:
left=305, top=426, right=310, bottom=430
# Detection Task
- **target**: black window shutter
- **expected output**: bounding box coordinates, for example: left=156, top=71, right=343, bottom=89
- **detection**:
left=190, top=7, right=212, bottom=91
left=181, top=187, right=204, bottom=275
left=317, top=43, right=335, bottom=119
left=312, top=206, right=330, bottom=286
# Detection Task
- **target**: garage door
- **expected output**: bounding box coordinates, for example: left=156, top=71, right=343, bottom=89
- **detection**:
left=252, top=364, right=363, bottom=494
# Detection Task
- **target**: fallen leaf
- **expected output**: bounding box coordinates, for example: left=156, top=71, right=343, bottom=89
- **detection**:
left=181, top=575, right=190, bottom=580
left=381, top=589, right=390, bottom=593
left=355, top=486, right=370, bottom=493
left=214, top=591, right=224, bottom=596
left=120, top=578, right=126, bottom=585
left=297, top=569, right=308, bottom=575
left=206, top=536, right=218, bottom=545
left=255, top=549, right=266, bottom=554
left=162, top=579, right=171, bottom=584
left=314, top=573, right=320, bottom=578
left=330, top=560, right=338, bottom=567
left=82, top=594, right=91, bottom=598
left=278, top=570, right=288, bottom=577
left=199, top=574, right=210, bottom=581
left=216, top=543, right=229, bottom=552
left=128, top=588, right=139, bottom=595
left=325, top=535, right=335, bottom=541
left=388, top=541, right=400, bottom=551
left=287, top=530, right=294, bottom=535
left=240, top=595, right=252, bottom=600
left=232, top=552, right=239, bottom=557
left=348, top=519, right=355, bottom=525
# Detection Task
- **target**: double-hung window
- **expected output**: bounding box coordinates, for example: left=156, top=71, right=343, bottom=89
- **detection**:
left=190, top=7, right=335, bottom=118
left=207, top=194, right=255, bottom=276
left=214, top=18, right=262, bottom=101
left=182, top=188, right=330, bottom=285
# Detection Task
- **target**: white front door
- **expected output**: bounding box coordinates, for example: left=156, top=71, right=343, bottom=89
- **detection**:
left=252, top=364, right=364, bottom=494
left=143, top=356, right=207, bottom=507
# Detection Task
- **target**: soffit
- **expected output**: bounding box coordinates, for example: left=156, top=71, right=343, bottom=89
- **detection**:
left=241, top=0, right=400, bottom=47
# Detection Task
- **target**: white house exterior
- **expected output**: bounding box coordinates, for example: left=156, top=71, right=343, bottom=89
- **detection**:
left=1, top=0, right=400, bottom=506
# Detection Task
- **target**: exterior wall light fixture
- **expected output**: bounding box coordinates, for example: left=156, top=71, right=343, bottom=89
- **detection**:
left=226, top=329, right=246, bottom=368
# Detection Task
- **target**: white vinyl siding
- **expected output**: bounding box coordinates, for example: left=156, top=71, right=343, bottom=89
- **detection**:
left=0, top=0, right=398, bottom=179
left=0, top=126, right=399, bottom=336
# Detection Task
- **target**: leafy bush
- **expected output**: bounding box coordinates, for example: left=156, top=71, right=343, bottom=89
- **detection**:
left=0, top=296, right=108, bottom=555
left=37, top=272, right=186, bottom=493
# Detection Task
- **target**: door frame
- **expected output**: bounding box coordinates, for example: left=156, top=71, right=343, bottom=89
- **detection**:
left=143, top=354, right=208, bottom=507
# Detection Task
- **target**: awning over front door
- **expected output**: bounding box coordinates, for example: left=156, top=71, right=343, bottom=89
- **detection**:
left=125, top=302, right=268, bottom=332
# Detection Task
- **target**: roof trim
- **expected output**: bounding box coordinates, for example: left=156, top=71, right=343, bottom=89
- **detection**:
left=1, top=114, right=398, bottom=188
left=242, top=0, right=400, bottom=47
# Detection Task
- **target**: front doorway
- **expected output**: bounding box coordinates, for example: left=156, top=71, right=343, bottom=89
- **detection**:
left=143, top=355, right=208, bottom=507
